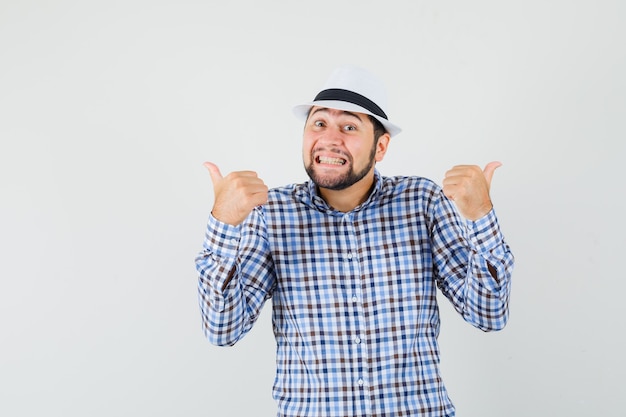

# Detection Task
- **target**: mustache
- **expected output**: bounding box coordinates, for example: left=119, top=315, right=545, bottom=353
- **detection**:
left=311, top=147, right=352, bottom=162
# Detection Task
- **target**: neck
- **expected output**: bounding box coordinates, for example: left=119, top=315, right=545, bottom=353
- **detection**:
left=318, top=171, right=376, bottom=212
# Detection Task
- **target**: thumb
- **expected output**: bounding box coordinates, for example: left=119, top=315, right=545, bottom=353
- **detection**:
left=482, top=161, right=502, bottom=188
left=203, top=161, right=223, bottom=185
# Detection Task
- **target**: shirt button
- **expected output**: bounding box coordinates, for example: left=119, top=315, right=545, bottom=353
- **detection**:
left=357, top=378, right=364, bottom=386
left=346, top=252, right=353, bottom=260
left=230, top=238, right=238, bottom=245
left=351, top=295, right=358, bottom=302
left=354, top=337, right=361, bottom=344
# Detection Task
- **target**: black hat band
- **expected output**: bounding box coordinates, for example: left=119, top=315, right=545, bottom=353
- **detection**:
left=313, top=88, right=388, bottom=120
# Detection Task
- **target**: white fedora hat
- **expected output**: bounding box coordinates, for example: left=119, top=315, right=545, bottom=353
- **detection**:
left=293, top=66, right=402, bottom=137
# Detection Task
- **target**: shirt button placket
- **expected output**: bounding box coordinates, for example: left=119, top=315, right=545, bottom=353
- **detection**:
left=343, top=213, right=368, bottom=413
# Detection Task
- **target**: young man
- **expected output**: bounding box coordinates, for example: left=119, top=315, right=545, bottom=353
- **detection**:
left=195, top=66, right=514, bottom=417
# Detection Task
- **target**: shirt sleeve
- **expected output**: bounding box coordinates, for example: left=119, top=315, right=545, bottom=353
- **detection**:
left=194, top=208, right=276, bottom=346
left=429, top=193, right=515, bottom=332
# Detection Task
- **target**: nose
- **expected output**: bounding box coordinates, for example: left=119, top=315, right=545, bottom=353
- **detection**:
left=317, top=128, right=344, bottom=147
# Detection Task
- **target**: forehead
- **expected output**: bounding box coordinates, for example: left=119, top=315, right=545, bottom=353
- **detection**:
left=309, top=106, right=368, bottom=121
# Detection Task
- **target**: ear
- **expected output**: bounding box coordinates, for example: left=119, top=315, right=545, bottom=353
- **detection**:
left=374, top=133, right=391, bottom=162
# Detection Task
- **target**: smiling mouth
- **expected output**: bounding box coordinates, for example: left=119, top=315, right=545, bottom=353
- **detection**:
left=316, top=156, right=347, bottom=166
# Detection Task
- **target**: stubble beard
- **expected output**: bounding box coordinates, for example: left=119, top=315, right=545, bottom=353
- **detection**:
left=304, top=142, right=377, bottom=191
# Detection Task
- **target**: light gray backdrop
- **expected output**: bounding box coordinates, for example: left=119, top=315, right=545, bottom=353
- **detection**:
left=1, top=1, right=624, bottom=416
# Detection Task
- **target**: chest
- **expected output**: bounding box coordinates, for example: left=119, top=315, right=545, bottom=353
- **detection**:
left=266, top=208, right=436, bottom=312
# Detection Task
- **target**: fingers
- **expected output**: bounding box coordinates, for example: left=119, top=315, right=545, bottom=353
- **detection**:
left=204, top=161, right=260, bottom=185
left=444, top=162, right=502, bottom=186
left=202, top=161, right=268, bottom=225
left=442, top=165, right=477, bottom=197
left=203, top=161, right=223, bottom=185
left=482, top=161, right=502, bottom=188
left=442, top=162, right=502, bottom=220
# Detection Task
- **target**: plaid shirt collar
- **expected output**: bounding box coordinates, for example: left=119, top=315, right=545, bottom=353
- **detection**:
left=295, top=169, right=384, bottom=214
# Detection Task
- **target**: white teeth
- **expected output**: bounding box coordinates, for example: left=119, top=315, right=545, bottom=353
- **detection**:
left=318, top=156, right=346, bottom=165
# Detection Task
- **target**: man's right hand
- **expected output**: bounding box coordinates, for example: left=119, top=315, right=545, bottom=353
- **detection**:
left=203, top=162, right=269, bottom=226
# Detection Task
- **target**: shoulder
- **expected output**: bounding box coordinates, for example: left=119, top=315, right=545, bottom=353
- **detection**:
left=379, top=175, right=442, bottom=201
left=263, top=182, right=313, bottom=212
left=267, top=182, right=305, bottom=202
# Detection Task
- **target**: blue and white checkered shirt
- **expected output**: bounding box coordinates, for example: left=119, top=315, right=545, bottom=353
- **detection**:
left=196, top=170, right=514, bottom=417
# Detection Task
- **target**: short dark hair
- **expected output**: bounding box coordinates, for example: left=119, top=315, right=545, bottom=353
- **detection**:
left=368, top=115, right=388, bottom=141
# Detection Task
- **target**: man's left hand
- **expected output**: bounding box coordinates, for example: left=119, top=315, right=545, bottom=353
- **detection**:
left=442, top=161, right=501, bottom=221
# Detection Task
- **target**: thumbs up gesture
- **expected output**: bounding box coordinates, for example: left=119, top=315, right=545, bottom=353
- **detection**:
left=442, top=161, right=502, bottom=221
left=203, top=162, right=269, bottom=226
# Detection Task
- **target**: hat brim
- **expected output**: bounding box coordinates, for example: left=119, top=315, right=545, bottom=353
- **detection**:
left=293, top=100, right=402, bottom=137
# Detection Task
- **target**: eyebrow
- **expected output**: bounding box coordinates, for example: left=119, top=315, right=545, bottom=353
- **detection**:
left=309, top=107, right=364, bottom=122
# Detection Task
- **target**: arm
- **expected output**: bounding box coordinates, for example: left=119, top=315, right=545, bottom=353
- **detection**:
left=195, top=162, right=273, bottom=346
left=195, top=209, right=275, bottom=346
left=432, top=161, right=514, bottom=331
left=430, top=198, right=514, bottom=331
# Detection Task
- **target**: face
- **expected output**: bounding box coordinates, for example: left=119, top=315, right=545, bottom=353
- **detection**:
left=302, top=107, right=389, bottom=191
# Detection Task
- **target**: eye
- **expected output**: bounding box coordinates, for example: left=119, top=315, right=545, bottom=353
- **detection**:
left=314, top=120, right=325, bottom=128
left=343, top=124, right=357, bottom=132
